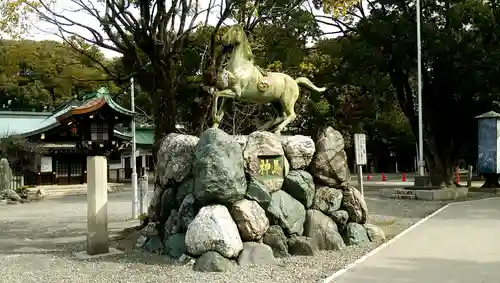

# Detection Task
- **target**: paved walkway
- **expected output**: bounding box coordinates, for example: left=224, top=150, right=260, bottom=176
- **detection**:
left=326, top=197, right=500, bottom=283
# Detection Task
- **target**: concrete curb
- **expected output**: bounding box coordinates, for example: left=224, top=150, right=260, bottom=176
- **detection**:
left=31, top=184, right=125, bottom=199
left=379, top=187, right=469, bottom=201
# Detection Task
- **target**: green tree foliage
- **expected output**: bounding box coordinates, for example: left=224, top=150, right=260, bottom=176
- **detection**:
left=30, top=0, right=362, bottom=152
left=0, top=0, right=420, bottom=175
left=0, top=0, right=44, bottom=37
left=322, top=0, right=500, bottom=185
left=0, top=39, right=117, bottom=111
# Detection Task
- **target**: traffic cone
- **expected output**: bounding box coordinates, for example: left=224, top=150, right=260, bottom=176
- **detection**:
left=402, top=172, right=407, bottom=182
left=381, top=173, right=387, bottom=182
left=367, top=175, right=372, bottom=181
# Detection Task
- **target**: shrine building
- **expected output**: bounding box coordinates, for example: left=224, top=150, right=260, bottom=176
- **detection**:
left=0, top=88, right=154, bottom=187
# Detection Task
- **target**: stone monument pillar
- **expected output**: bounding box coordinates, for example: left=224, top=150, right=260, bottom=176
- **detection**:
left=86, top=156, right=109, bottom=255
left=139, top=167, right=149, bottom=215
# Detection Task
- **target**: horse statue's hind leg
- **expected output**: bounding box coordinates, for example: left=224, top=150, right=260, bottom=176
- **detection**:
left=272, top=81, right=300, bottom=134
left=257, top=102, right=283, bottom=131
left=273, top=107, right=296, bottom=134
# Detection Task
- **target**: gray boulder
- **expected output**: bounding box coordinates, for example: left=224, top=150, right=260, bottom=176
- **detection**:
left=0, top=158, right=12, bottom=194
left=281, top=135, right=315, bottom=170
left=135, top=234, right=148, bottom=248
left=312, top=186, right=343, bottom=217
left=237, top=242, right=276, bottom=266
left=177, top=194, right=198, bottom=231
left=160, top=186, right=176, bottom=222
left=243, top=131, right=289, bottom=193
left=143, top=235, right=163, bottom=254
left=193, top=251, right=237, bottom=272
left=330, top=210, right=349, bottom=231
left=193, top=128, right=247, bottom=204
left=185, top=205, right=243, bottom=258
left=147, top=185, right=166, bottom=222
left=176, top=178, right=194, bottom=206
left=245, top=178, right=272, bottom=209
left=304, top=210, right=346, bottom=250
left=156, top=133, right=199, bottom=186
left=283, top=170, right=315, bottom=208
left=177, top=254, right=195, bottom=266
left=262, top=225, right=289, bottom=258
left=234, top=135, right=248, bottom=149
left=287, top=235, right=317, bottom=256
left=5, top=189, right=21, bottom=201
left=230, top=199, right=269, bottom=241
left=164, top=209, right=181, bottom=238
left=137, top=223, right=159, bottom=249
left=310, top=127, right=350, bottom=188
left=342, top=186, right=368, bottom=224
left=141, top=222, right=158, bottom=236
left=364, top=224, right=386, bottom=242
left=345, top=222, right=370, bottom=246
left=266, top=190, right=306, bottom=235
left=164, top=233, right=186, bottom=259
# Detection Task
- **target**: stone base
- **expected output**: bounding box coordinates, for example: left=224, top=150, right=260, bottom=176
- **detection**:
left=73, top=248, right=123, bottom=260
left=405, top=186, right=442, bottom=191
left=148, top=127, right=374, bottom=271
left=380, top=187, right=469, bottom=201
left=414, top=176, right=431, bottom=187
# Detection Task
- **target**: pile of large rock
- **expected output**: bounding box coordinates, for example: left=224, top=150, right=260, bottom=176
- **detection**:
left=136, top=127, right=385, bottom=272
left=0, top=158, right=28, bottom=204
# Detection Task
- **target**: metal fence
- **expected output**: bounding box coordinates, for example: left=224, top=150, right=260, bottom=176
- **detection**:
left=10, top=175, right=23, bottom=190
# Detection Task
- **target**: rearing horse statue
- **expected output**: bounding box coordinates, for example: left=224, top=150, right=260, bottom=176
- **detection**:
left=212, top=24, right=326, bottom=134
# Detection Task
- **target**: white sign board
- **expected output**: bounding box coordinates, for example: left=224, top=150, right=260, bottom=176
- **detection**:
left=354, top=133, right=367, bottom=165
left=40, top=156, right=52, bottom=172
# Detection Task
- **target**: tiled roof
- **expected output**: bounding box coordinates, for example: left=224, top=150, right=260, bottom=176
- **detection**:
left=0, top=111, right=51, bottom=137
left=475, top=111, right=500, bottom=119
left=0, top=87, right=135, bottom=138
left=82, top=87, right=134, bottom=116
left=122, top=128, right=154, bottom=145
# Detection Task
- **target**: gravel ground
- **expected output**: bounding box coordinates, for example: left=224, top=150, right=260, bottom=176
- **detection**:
left=0, top=188, right=491, bottom=283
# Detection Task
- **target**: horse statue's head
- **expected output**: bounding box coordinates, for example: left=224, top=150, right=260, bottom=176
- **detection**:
left=220, top=24, right=253, bottom=59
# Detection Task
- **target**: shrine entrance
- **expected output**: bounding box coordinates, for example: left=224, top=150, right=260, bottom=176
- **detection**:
left=54, top=155, right=86, bottom=185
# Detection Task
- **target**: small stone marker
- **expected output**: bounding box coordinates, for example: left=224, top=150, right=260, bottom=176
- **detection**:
left=86, top=156, right=109, bottom=255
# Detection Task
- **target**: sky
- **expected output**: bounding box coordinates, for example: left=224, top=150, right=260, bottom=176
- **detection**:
left=23, top=0, right=353, bottom=59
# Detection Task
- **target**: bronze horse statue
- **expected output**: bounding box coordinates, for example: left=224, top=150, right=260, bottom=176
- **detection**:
left=212, top=24, right=326, bottom=134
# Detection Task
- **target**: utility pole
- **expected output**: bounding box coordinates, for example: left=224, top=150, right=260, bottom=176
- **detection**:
left=416, top=0, right=425, bottom=176
left=131, top=77, right=138, bottom=219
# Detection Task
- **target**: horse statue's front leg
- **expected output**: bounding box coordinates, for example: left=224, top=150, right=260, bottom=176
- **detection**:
left=212, top=88, right=237, bottom=128
left=225, top=71, right=243, bottom=99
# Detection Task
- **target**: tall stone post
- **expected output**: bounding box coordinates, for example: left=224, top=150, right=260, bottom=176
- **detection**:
left=139, top=168, right=149, bottom=215
left=86, top=156, right=109, bottom=255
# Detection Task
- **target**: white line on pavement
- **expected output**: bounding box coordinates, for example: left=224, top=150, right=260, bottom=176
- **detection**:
left=321, top=196, right=500, bottom=283
left=321, top=204, right=451, bottom=283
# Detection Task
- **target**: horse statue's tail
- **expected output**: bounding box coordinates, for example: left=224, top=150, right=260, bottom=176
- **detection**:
left=296, top=77, right=327, bottom=92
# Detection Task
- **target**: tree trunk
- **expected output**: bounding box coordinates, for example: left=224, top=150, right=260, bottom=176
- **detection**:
left=481, top=174, right=500, bottom=189
left=151, top=62, right=178, bottom=163
left=421, top=133, right=458, bottom=188
left=388, top=65, right=459, bottom=188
